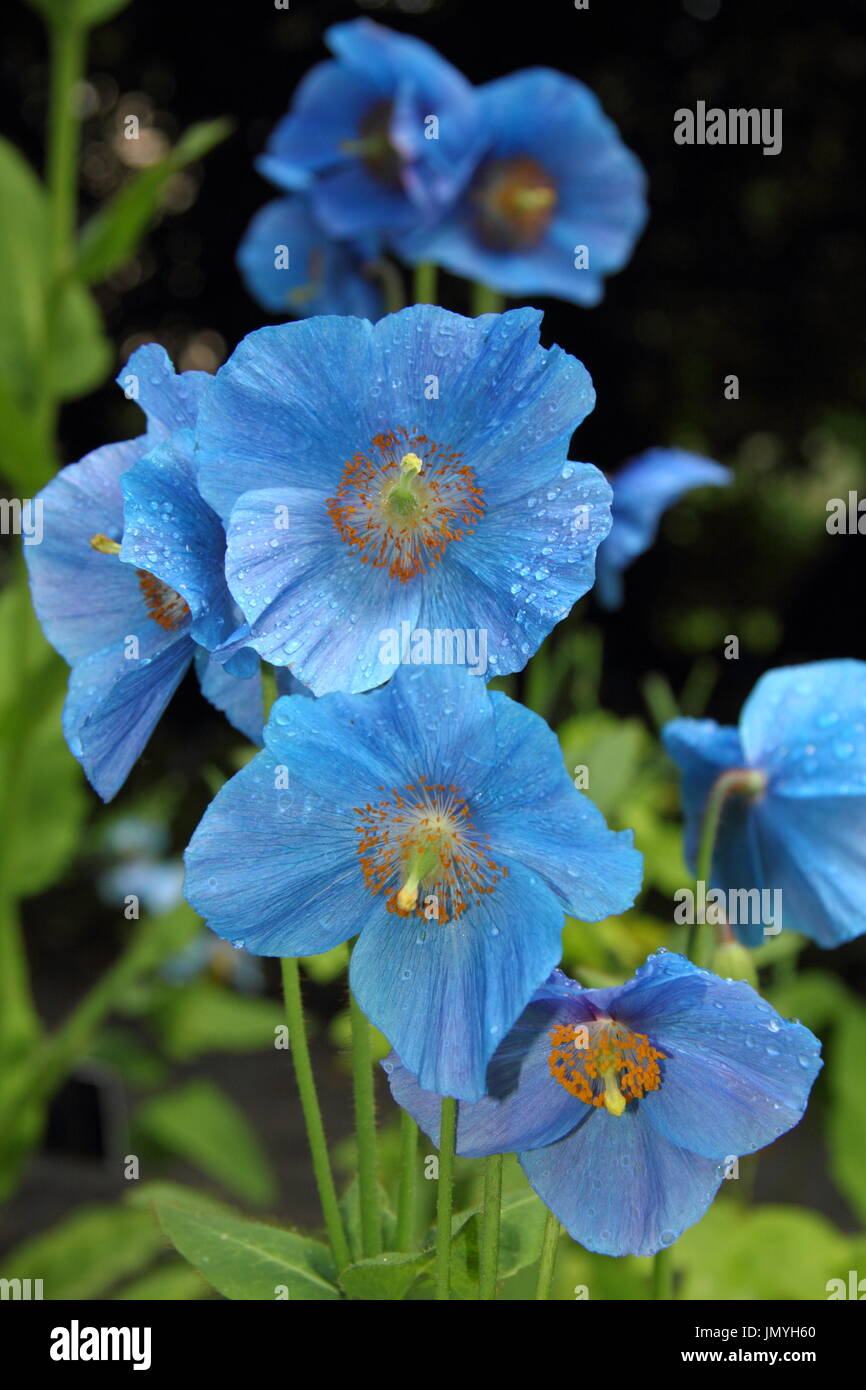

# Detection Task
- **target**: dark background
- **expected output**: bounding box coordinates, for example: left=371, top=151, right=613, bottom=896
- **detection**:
left=1, top=0, right=864, bottom=1243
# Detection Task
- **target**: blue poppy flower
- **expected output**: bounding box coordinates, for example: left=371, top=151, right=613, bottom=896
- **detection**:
left=394, top=68, right=647, bottom=306
left=257, top=19, right=484, bottom=240
left=194, top=305, right=612, bottom=696
left=595, top=448, right=731, bottom=609
left=385, top=950, right=822, bottom=1256
left=183, top=664, right=642, bottom=1100
left=25, top=345, right=263, bottom=801
left=237, top=196, right=383, bottom=321
left=664, top=660, right=866, bottom=949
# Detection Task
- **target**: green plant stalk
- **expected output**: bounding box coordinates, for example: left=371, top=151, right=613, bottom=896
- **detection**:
left=471, top=282, right=505, bottom=315
left=0, top=569, right=40, bottom=1061
left=534, top=1209, right=561, bottom=1299
left=396, top=1108, right=418, bottom=1250
left=349, top=989, right=382, bottom=1257
left=413, top=261, right=438, bottom=304
left=435, top=1096, right=457, bottom=1300
left=652, top=1246, right=673, bottom=1299
left=689, top=767, right=766, bottom=966
left=478, top=1153, right=503, bottom=1300
left=280, top=960, right=351, bottom=1272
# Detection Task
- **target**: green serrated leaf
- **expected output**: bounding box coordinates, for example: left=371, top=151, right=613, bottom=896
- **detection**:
left=134, top=1080, right=276, bottom=1207
left=153, top=1198, right=340, bottom=1301
left=76, top=118, right=233, bottom=284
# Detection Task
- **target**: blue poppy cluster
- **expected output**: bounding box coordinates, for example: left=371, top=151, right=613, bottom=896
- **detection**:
left=25, top=22, right=851, bottom=1268
left=237, top=19, right=648, bottom=318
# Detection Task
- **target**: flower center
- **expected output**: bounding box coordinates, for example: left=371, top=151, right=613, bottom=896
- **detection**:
left=548, top=1018, right=666, bottom=1116
left=326, top=428, right=485, bottom=583
left=340, top=100, right=402, bottom=187
left=354, top=775, right=506, bottom=924
left=89, top=533, right=190, bottom=632
left=472, top=156, right=558, bottom=251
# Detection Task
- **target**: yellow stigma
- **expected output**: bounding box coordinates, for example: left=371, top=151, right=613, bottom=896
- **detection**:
left=602, top=1067, right=627, bottom=1117
left=512, top=186, right=557, bottom=212
left=400, top=452, right=423, bottom=479
left=90, top=533, right=122, bottom=555
left=395, top=830, right=449, bottom=916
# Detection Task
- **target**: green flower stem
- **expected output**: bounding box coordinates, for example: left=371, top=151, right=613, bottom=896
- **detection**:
left=280, top=959, right=351, bottom=1272
left=349, top=989, right=382, bottom=1257
left=46, top=15, right=86, bottom=275
left=435, top=1096, right=457, bottom=1300
left=413, top=261, right=438, bottom=304
left=396, top=1108, right=418, bottom=1250
left=534, top=1209, right=561, bottom=1300
left=478, top=1153, right=503, bottom=1300
left=471, top=282, right=505, bottom=315
left=689, top=767, right=766, bottom=966
left=652, top=1246, right=673, bottom=1299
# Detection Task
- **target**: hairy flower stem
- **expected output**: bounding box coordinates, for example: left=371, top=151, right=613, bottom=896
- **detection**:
left=534, top=1209, right=561, bottom=1299
left=478, top=1153, right=503, bottom=1299
left=436, top=1096, right=458, bottom=1300
left=280, top=960, right=351, bottom=1272
left=349, top=989, right=382, bottom=1257
left=396, top=1109, right=418, bottom=1250
left=689, top=767, right=766, bottom=967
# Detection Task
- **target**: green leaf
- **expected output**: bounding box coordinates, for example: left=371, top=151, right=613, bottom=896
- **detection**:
left=76, top=118, right=233, bottom=284
left=558, top=711, right=651, bottom=820
left=339, top=1250, right=431, bottom=1301
left=153, top=1196, right=340, bottom=1301
left=0, top=1204, right=164, bottom=1300
left=0, top=138, right=49, bottom=401
left=152, top=979, right=283, bottom=1062
left=767, top=968, right=847, bottom=1034
left=134, top=1081, right=276, bottom=1207
left=497, top=1187, right=549, bottom=1280
left=46, top=276, right=111, bottom=399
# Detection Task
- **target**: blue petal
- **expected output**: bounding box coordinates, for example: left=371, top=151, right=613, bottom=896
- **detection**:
left=237, top=198, right=383, bottom=321
left=26, top=438, right=147, bottom=664
left=184, top=689, right=401, bottom=957
left=351, top=855, right=565, bottom=1100
left=222, top=484, right=421, bottom=694
left=477, top=693, right=643, bottom=920
left=120, top=429, right=235, bottom=651
left=195, top=647, right=264, bottom=744
left=596, top=449, right=731, bottom=609
left=118, top=343, right=210, bottom=441
left=610, top=952, right=822, bottom=1159
left=69, top=634, right=193, bottom=801
left=384, top=977, right=591, bottom=1153
left=752, top=794, right=866, bottom=947
left=740, top=660, right=866, bottom=796
left=195, top=315, right=374, bottom=522
left=520, top=1105, right=726, bottom=1257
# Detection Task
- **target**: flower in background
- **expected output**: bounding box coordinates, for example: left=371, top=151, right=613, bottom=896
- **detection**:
left=664, top=660, right=866, bottom=948
left=195, top=305, right=612, bottom=696
left=26, top=346, right=262, bottom=801
left=184, top=664, right=642, bottom=1100
left=258, top=19, right=484, bottom=240
left=385, top=951, right=821, bottom=1256
left=98, top=815, right=184, bottom=915
left=395, top=68, right=647, bottom=306
left=237, top=196, right=383, bottom=320
left=595, top=448, right=731, bottom=609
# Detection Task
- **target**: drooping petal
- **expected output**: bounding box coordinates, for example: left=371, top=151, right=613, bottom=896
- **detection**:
left=520, top=1104, right=726, bottom=1257
left=120, top=343, right=210, bottom=441
left=351, top=855, right=566, bottom=1100
left=69, top=634, right=193, bottom=801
